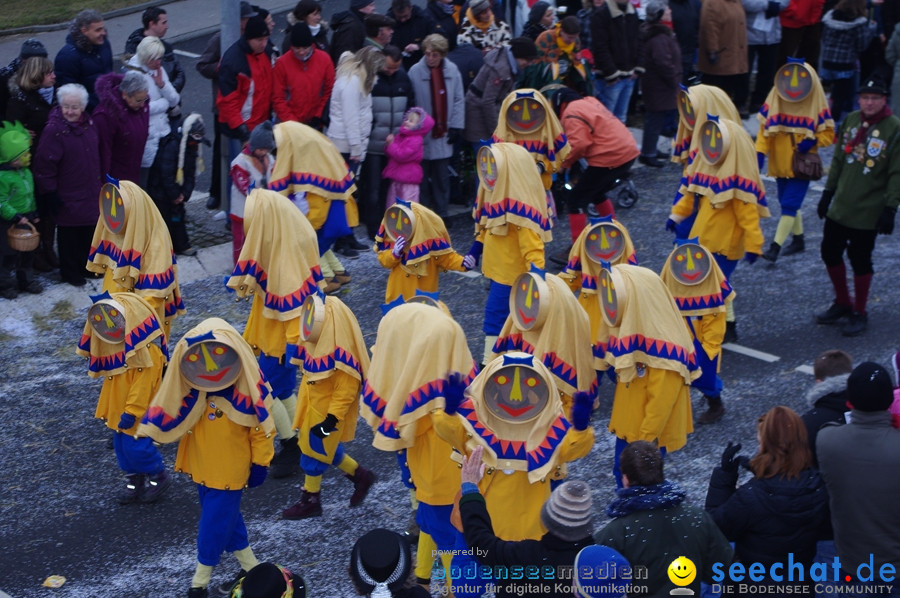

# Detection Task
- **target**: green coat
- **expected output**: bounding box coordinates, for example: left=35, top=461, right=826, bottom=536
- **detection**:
left=825, top=111, right=900, bottom=229
left=0, top=167, right=36, bottom=222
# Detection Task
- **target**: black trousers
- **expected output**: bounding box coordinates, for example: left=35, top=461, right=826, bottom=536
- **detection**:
left=820, top=217, right=877, bottom=275
left=570, top=160, right=634, bottom=213
left=57, top=225, right=95, bottom=282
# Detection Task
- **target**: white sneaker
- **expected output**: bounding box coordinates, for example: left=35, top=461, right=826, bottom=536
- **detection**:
left=212, top=210, right=227, bottom=221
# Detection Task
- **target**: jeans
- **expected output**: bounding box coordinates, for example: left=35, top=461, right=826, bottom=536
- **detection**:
left=597, top=76, right=635, bottom=124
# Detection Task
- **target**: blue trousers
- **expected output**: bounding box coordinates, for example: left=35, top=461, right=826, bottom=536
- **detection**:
left=776, top=177, right=811, bottom=217
left=114, top=433, right=164, bottom=475
left=196, top=486, right=249, bottom=566
left=300, top=442, right=345, bottom=476
left=258, top=353, right=297, bottom=400
left=483, top=281, right=512, bottom=335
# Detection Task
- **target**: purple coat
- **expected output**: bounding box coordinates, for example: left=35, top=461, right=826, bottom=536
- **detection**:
left=91, top=72, right=149, bottom=183
left=32, top=105, right=102, bottom=227
left=382, top=109, right=435, bottom=184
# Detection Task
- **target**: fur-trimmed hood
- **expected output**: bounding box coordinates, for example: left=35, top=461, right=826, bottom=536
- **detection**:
left=805, top=373, right=850, bottom=408
left=822, top=9, right=868, bottom=29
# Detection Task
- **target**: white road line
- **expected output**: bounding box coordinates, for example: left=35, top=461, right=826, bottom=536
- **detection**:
left=174, top=49, right=201, bottom=58
left=450, top=270, right=482, bottom=279
left=795, top=364, right=815, bottom=376
left=722, top=343, right=781, bottom=362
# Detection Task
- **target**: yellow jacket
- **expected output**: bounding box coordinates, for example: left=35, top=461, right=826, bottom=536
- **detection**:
left=377, top=249, right=467, bottom=302
left=293, top=369, right=361, bottom=464
left=671, top=192, right=765, bottom=259
left=478, top=226, right=546, bottom=286
left=690, top=312, right=726, bottom=363
left=243, top=293, right=299, bottom=359
left=754, top=128, right=835, bottom=178
left=95, top=344, right=165, bottom=434
left=609, top=367, right=693, bottom=452
left=407, top=415, right=462, bottom=506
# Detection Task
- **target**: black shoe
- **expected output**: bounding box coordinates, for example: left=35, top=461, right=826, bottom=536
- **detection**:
left=723, top=321, right=738, bottom=343
left=697, top=396, right=725, bottom=424
left=343, top=235, right=368, bottom=251
left=334, top=245, right=359, bottom=258
left=841, top=312, right=868, bottom=336
left=187, top=587, right=208, bottom=598
left=815, top=302, right=852, bottom=325
left=270, top=438, right=301, bottom=479
left=655, top=151, right=671, bottom=160
left=761, top=242, right=781, bottom=262
left=206, top=195, right=220, bottom=210
left=780, top=235, right=805, bottom=256
left=638, top=155, right=665, bottom=168
left=0, top=286, right=17, bottom=300
left=216, top=570, right=247, bottom=596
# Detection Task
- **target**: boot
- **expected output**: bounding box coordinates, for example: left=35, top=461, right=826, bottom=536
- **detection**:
left=723, top=321, right=738, bottom=343
left=761, top=242, right=781, bottom=262
left=270, top=438, right=301, bottom=479
left=346, top=465, right=376, bottom=506
left=16, top=270, right=42, bottom=294
left=187, top=588, right=208, bottom=598
left=118, top=474, right=145, bottom=504
left=815, top=302, right=852, bottom=325
left=841, top=312, right=868, bottom=337
left=282, top=489, right=323, bottom=519
left=697, top=396, right=725, bottom=424
left=780, top=234, right=805, bottom=256
left=140, top=470, right=172, bottom=503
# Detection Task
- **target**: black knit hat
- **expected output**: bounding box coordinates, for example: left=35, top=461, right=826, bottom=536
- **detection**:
left=19, top=39, right=48, bottom=59
left=510, top=37, right=538, bottom=60
left=539, top=479, right=594, bottom=541
left=349, top=529, right=411, bottom=594
left=528, top=1, right=551, bottom=23
left=291, top=23, right=314, bottom=48
left=244, top=15, right=270, bottom=39
left=847, top=361, right=894, bottom=412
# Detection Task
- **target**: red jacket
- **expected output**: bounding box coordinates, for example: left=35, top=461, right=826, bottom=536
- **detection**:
left=216, top=37, right=274, bottom=134
left=272, top=48, right=335, bottom=125
left=560, top=97, right=639, bottom=169
left=780, top=0, right=824, bottom=28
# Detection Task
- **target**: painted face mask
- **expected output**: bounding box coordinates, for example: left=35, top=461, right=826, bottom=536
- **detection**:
left=100, top=182, right=128, bottom=235
left=698, top=118, right=730, bottom=165
left=677, top=88, right=696, bottom=130
left=88, top=298, right=127, bottom=344
left=506, top=94, right=547, bottom=133
left=483, top=362, right=551, bottom=423
left=668, top=242, right=712, bottom=286
left=477, top=146, right=498, bottom=191
left=180, top=338, right=242, bottom=392
left=407, top=294, right=442, bottom=309
left=299, top=293, right=325, bottom=343
left=775, top=62, right=813, bottom=103
left=599, top=267, right=625, bottom=327
left=510, top=271, right=549, bottom=331
left=383, top=203, right=416, bottom=242
left=583, top=221, right=626, bottom=265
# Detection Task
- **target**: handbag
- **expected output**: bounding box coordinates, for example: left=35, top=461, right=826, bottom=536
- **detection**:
left=791, top=137, right=823, bottom=181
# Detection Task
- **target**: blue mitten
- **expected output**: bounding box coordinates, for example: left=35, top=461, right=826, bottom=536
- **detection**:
left=571, top=391, right=594, bottom=431
left=757, top=152, right=766, bottom=171
left=797, top=138, right=816, bottom=153
left=467, top=241, right=484, bottom=266
left=247, top=464, right=268, bottom=488
left=444, top=372, right=467, bottom=415
left=665, top=218, right=677, bottom=233
left=118, top=413, right=136, bottom=430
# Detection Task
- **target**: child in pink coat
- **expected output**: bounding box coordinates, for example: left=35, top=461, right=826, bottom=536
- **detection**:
left=382, top=106, right=434, bottom=207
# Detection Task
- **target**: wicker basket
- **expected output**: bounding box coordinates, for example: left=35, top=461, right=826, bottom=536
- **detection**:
left=7, top=220, right=40, bottom=252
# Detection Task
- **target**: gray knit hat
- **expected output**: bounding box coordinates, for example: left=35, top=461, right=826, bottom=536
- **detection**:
left=249, top=121, right=276, bottom=152
left=540, top=479, right=594, bottom=541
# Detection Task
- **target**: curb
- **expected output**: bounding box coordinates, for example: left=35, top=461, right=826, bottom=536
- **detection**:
left=0, top=0, right=180, bottom=37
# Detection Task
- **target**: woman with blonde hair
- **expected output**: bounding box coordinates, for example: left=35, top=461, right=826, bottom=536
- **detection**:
left=705, top=406, right=830, bottom=598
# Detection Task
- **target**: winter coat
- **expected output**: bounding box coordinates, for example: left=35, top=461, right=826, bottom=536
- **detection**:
left=801, top=374, right=849, bottom=464
left=388, top=5, right=435, bottom=71
left=273, top=48, right=335, bottom=125
left=522, top=20, right=550, bottom=41
left=369, top=67, right=415, bottom=155
left=32, top=105, right=102, bottom=227
left=780, top=0, right=824, bottom=29
left=821, top=9, right=876, bottom=72
left=705, top=467, right=831, bottom=573
left=5, top=86, right=54, bottom=147
left=424, top=1, right=459, bottom=51
left=216, top=37, right=275, bottom=137
left=408, top=57, right=465, bottom=160
left=91, top=72, right=150, bottom=183
left=281, top=17, right=331, bottom=56
left=698, top=0, right=749, bottom=75
left=147, top=129, right=198, bottom=206
left=887, top=28, right=900, bottom=114
left=53, top=34, right=114, bottom=113
left=383, top=110, right=435, bottom=184
left=590, top=1, right=643, bottom=79
left=447, top=42, right=485, bottom=91
left=817, top=410, right=900, bottom=575
left=457, top=17, right=513, bottom=52
left=465, top=46, right=516, bottom=142
left=0, top=167, right=36, bottom=222
left=459, top=490, right=594, bottom=598
left=559, top=96, right=640, bottom=169
left=329, top=9, right=367, bottom=63
left=327, top=69, right=374, bottom=159
left=595, top=481, right=734, bottom=598
left=124, top=29, right=186, bottom=93
left=639, top=23, right=682, bottom=112
left=0, top=58, right=20, bottom=121
left=125, top=55, right=180, bottom=168
left=743, top=0, right=788, bottom=45
left=669, top=0, right=702, bottom=68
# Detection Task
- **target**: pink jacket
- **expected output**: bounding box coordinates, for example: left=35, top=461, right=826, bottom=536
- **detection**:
left=383, top=108, right=434, bottom=184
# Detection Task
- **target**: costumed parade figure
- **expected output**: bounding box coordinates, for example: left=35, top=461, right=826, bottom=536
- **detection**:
left=77, top=291, right=170, bottom=504
left=756, top=58, right=834, bottom=262
left=594, top=264, right=699, bottom=486
left=361, top=303, right=479, bottom=591
left=434, top=352, right=595, bottom=544
left=659, top=239, right=735, bottom=424
left=667, top=114, right=768, bottom=341
left=281, top=290, right=374, bottom=519
left=374, top=200, right=475, bottom=303
left=87, top=179, right=185, bottom=341
left=137, top=318, right=276, bottom=598
left=491, top=88, right=570, bottom=191
left=226, top=188, right=323, bottom=479
left=470, top=142, right=552, bottom=367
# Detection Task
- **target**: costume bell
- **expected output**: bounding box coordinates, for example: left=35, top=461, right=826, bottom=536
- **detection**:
left=87, top=179, right=185, bottom=342
left=361, top=303, right=479, bottom=590
left=374, top=200, right=471, bottom=302
left=756, top=58, right=834, bottom=262
left=659, top=239, right=734, bottom=425
left=594, top=264, right=699, bottom=486
left=281, top=290, right=374, bottom=519
left=470, top=142, right=553, bottom=367
left=77, top=291, right=170, bottom=504
left=137, top=318, right=276, bottom=597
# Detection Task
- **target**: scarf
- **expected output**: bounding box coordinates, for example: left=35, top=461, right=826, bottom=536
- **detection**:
left=555, top=26, right=575, bottom=55
left=429, top=62, right=449, bottom=139
left=847, top=104, right=893, bottom=151
left=465, top=7, right=494, bottom=32
left=606, top=480, right=686, bottom=518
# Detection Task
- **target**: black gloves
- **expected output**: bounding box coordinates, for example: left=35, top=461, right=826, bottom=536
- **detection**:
left=235, top=124, right=250, bottom=143
left=446, top=128, right=463, bottom=145
left=765, top=0, right=781, bottom=18
left=311, top=414, right=339, bottom=438
left=877, top=206, right=896, bottom=235
left=720, top=441, right=750, bottom=473
left=817, top=189, right=834, bottom=219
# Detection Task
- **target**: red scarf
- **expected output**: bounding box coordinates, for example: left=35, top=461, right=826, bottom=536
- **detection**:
left=846, top=104, right=893, bottom=154
left=429, top=62, right=448, bottom=139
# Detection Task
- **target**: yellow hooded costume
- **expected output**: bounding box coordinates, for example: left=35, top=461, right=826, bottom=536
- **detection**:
left=673, top=84, right=741, bottom=165
left=88, top=180, right=185, bottom=341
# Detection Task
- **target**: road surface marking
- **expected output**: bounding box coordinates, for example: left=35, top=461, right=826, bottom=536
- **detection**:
left=722, top=343, right=780, bottom=362
left=174, top=50, right=201, bottom=58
